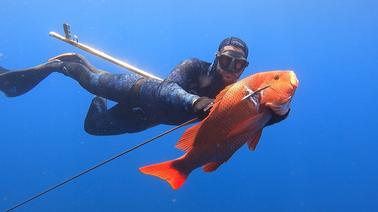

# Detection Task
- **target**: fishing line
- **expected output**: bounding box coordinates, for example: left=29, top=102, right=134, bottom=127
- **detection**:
left=6, top=117, right=198, bottom=212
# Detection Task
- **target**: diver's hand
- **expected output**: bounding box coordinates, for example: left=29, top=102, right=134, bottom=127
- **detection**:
left=192, top=97, right=214, bottom=120
left=265, top=102, right=291, bottom=116
left=265, top=108, right=290, bottom=127
left=265, top=100, right=292, bottom=127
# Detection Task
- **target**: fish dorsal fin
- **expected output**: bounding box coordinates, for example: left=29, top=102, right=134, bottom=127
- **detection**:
left=202, top=162, right=222, bottom=172
left=175, top=124, right=201, bottom=152
left=214, top=84, right=233, bottom=104
left=247, top=130, right=262, bottom=151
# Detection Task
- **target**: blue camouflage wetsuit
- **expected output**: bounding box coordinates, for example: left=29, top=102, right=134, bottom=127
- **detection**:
left=0, top=53, right=287, bottom=136
left=57, top=56, right=226, bottom=135
left=0, top=37, right=289, bottom=136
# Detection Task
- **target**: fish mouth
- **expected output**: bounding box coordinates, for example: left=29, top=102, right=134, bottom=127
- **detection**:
left=289, top=71, right=299, bottom=88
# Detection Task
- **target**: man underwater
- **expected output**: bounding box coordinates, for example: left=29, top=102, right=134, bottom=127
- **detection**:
left=0, top=37, right=288, bottom=135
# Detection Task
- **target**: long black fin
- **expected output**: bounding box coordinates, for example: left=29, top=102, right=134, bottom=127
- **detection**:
left=0, top=66, right=53, bottom=97
left=0, top=66, right=9, bottom=75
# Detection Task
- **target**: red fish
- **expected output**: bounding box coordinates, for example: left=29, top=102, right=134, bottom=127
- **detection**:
left=140, top=70, right=299, bottom=189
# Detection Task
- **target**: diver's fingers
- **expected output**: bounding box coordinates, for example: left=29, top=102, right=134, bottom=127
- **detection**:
left=266, top=102, right=290, bottom=116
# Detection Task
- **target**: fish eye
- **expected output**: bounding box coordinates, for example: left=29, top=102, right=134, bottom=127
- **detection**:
left=274, top=75, right=280, bottom=80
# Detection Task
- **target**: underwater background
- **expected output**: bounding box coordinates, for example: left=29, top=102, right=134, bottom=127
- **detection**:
left=1, top=0, right=377, bottom=211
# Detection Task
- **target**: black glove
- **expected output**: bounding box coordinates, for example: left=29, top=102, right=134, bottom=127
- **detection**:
left=265, top=109, right=290, bottom=127
left=192, top=97, right=214, bottom=119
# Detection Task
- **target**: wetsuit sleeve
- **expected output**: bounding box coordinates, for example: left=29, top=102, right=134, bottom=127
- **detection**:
left=157, top=59, right=203, bottom=112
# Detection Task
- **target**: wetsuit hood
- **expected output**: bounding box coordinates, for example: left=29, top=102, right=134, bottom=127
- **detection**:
left=209, top=37, right=249, bottom=77
left=218, top=37, right=248, bottom=57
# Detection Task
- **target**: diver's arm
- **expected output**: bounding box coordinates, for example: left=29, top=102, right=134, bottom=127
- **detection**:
left=165, top=58, right=202, bottom=90
left=156, top=59, right=205, bottom=113
left=157, top=82, right=199, bottom=111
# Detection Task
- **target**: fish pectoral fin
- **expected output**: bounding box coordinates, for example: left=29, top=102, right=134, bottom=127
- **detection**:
left=175, top=124, right=201, bottom=152
left=247, top=130, right=263, bottom=151
left=202, top=162, right=223, bottom=172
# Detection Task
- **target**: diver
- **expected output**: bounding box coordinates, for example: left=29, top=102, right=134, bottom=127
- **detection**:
left=0, top=37, right=289, bottom=135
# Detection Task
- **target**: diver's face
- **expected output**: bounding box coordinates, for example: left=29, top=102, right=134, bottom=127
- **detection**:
left=216, top=45, right=248, bottom=84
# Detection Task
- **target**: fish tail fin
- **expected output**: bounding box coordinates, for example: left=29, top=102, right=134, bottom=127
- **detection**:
left=139, top=156, right=191, bottom=190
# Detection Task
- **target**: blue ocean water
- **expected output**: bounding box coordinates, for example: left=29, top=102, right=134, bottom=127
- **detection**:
left=1, top=0, right=377, bottom=211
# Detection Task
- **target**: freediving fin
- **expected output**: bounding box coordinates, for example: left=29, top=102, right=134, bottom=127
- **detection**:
left=0, top=66, right=9, bottom=75
left=0, top=66, right=53, bottom=97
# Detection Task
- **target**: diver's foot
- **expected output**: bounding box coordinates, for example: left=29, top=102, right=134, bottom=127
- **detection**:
left=48, top=53, right=102, bottom=74
left=42, top=59, right=64, bottom=70
left=48, top=53, right=93, bottom=68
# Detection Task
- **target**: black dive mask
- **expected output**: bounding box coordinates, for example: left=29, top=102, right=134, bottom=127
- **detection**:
left=217, top=50, right=249, bottom=73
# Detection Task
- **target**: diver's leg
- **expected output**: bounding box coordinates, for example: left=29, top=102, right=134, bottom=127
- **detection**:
left=0, top=53, right=96, bottom=97
left=84, top=96, right=156, bottom=135
left=61, top=61, right=142, bottom=102
left=49, top=53, right=144, bottom=102
left=0, top=53, right=141, bottom=102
